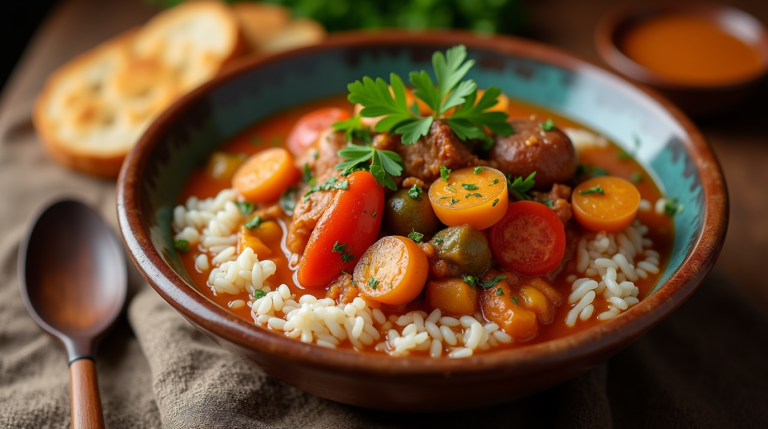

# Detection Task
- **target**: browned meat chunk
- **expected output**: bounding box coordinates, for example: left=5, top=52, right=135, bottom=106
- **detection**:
left=490, top=119, right=577, bottom=189
left=397, top=120, right=479, bottom=183
left=295, top=128, right=347, bottom=175
left=286, top=170, right=337, bottom=254
left=530, top=184, right=573, bottom=224
left=325, top=273, right=360, bottom=304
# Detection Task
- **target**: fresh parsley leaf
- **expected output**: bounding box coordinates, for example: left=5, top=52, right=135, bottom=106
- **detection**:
left=434, top=237, right=443, bottom=245
left=174, top=240, right=190, bottom=252
left=253, top=289, right=267, bottom=300
left=540, top=118, right=555, bottom=131
left=368, top=276, right=379, bottom=290
left=465, top=193, right=483, bottom=198
left=579, top=185, right=605, bottom=195
left=630, top=172, right=643, bottom=183
left=332, top=179, right=349, bottom=190
left=312, top=150, right=319, bottom=160
left=462, top=274, right=479, bottom=288
left=664, top=198, right=684, bottom=216
left=542, top=198, right=554, bottom=208
left=576, top=164, right=609, bottom=178
left=280, top=187, right=298, bottom=215
left=492, top=198, right=499, bottom=207
left=491, top=178, right=499, bottom=185
left=332, top=241, right=355, bottom=262
left=235, top=201, right=255, bottom=216
left=332, top=114, right=373, bottom=144
left=407, top=229, right=424, bottom=243
left=496, top=287, right=504, bottom=296
left=474, top=166, right=484, bottom=174
left=446, top=187, right=458, bottom=193
left=449, top=198, right=460, bottom=205
left=335, top=143, right=403, bottom=190
left=408, top=183, right=423, bottom=199
left=341, top=253, right=355, bottom=263
left=462, top=183, right=479, bottom=190
left=511, top=296, right=519, bottom=305
left=303, top=176, right=340, bottom=201
left=244, top=216, right=263, bottom=230
left=507, top=171, right=536, bottom=201
left=440, top=165, right=451, bottom=182
left=480, top=276, right=506, bottom=289
left=302, top=163, right=313, bottom=182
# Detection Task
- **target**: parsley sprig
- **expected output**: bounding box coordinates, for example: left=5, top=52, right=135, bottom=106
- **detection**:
left=334, top=143, right=404, bottom=190
left=507, top=172, right=536, bottom=201
left=462, top=274, right=507, bottom=290
left=342, top=45, right=512, bottom=145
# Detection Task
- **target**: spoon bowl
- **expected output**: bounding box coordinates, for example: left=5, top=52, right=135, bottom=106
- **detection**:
left=18, top=199, right=126, bottom=428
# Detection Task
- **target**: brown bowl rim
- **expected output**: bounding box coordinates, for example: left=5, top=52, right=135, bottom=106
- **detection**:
left=117, top=29, right=728, bottom=377
left=595, top=2, right=768, bottom=92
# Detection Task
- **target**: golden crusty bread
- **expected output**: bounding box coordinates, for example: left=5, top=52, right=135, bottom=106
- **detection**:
left=259, top=18, right=326, bottom=53
left=230, top=2, right=291, bottom=52
left=34, top=1, right=245, bottom=178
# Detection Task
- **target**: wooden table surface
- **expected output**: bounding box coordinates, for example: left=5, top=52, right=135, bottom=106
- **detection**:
left=2, top=0, right=767, bottom=309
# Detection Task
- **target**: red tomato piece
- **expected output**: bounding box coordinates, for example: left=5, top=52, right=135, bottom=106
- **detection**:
left=286, top=107, right=352, bottom=156
left=297, top=171, right=384, bottom=288
left=488, top=201, right=566, bottom=276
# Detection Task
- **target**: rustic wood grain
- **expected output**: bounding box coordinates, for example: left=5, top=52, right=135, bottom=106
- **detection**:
left=69, top=359, right=105, bottom=429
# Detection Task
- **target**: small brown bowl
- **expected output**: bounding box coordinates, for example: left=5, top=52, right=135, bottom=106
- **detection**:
left=117, top=30, right=728, bottom=411
left=595, top=3, right=768, bottom=116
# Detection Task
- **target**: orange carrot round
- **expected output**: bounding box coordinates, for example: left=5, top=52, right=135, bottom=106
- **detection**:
left=428, top=166, right=508, bottom=230
left=572, top=176, right=641, bottom=232
left=232, top=147, right=300, bottom=203
left=354, top=236, right=429, bottom=305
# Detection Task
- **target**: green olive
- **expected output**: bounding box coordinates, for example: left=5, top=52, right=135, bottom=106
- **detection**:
left=430, top=225, right=491, bottom=276
left=384, top=188, right=441, bottom=237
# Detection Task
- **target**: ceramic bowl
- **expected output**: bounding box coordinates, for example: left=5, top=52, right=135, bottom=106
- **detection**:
left=595, top=3, right=768, bottom=116
left=117, top=30, right=727, bottom=411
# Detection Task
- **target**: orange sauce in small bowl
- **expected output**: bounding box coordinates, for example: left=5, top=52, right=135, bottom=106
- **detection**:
left=619, top=14, right=764, bottom=86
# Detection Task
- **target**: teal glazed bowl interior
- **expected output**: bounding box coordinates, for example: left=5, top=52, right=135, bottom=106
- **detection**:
left=117, top=31, right=727, bottom=411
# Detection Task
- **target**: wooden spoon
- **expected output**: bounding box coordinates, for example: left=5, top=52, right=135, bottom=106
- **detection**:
left=18, top=199, right=127, bottom=429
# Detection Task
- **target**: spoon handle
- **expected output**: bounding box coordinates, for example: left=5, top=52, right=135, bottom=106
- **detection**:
left=69, top=359, right=105, bottom=429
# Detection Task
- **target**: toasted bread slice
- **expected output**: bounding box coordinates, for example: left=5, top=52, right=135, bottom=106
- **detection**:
left=260, top=18, right=326, bottom=53
left=231, top=2, right=291, bottom=52
left=34, top=1, right=245, bottom=178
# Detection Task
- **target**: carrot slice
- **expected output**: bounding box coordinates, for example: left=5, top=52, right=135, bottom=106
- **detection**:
left=426, top=278, right=477, bottom=316
left=286, top=107, right=351, bottom=156
left=488, top=201, right=566, bottom=276
left=354, top=236, right=429, bottom=306
left=428, top=166, right=508, bottom=230
left=572, top=176, right=641, bottom=232
left=480, top=281, right=538, bottom=341
left=232, top=147, right=300, bottom=203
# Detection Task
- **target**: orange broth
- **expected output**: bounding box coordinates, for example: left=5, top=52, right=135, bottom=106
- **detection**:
left=176, top=94, right=673, bottom=354
left=619, top=14, right=763, bottom=85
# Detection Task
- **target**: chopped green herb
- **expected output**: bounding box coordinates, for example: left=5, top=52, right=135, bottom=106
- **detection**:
left=446, top=187, right=458, bottom=193
left=464, top=192, right=483, bottom=198
left=371, top=211, right=377, bottom=218
left=249, top=136, right=263, bottom=146
left=368, top=277, right=379, bottom=290
left=174, top=240, right=190, bottom=252
left=462, top=275, right=479, bottom=288
left=438, top=196, right=450, bottom=201
left=244, top=215, right=263, bottom=230
left=312, top=150, right=319, bottom=160
left=481, top=276, right=506, bottom=289
left=618, top=151, right=632, bottom=160
left=280, top=187, right=299, bottom=215
left=345, top=45, right=512, bottom=145
left=461, top=183, right=479, bottom=191
left=253, top=289, right=267, bottom=300
left=334, top=143, right=403, bottom=190
left=474, top=166, right=484, bottom=174
left=496, top=287, right=504, bottom=296
left=407, top=229, right=424, bottom=243
left=332, top=179, right=350, bottom=190
left=449, top=198, right=460, bottom=205
left=302, top=163, right=313, bottom=182
left=440, top=165, right=451, bottom=182
left=303, top=176, right=349, bottom=201
left=408, top=183, right=423, bottom=199
left=235, top=201, right=255, bottom=216
left=492, top=198, right=499, bottom=207
left=511, top=296, right=519, bottom=305
left=341, top=253, right=355, bottom=263
left=463, top=275, right=507, bottom=289
left=579, top=185, right=605, bottom=195
left=630, top=172, right=643, bottom=183
left=434, top=237, right=443, bottom=245
left=507, top=171, right=536, bottom=201
left=542, top=198, right=554, bottom=208
left=540, top=118, right=555, bottom=131
left=576, top=164, right=609, bottom=178
left=491, top=178, right=499, bottom=185
left=664, top=198, right=684, bottom=216
left=332, top=114, right=373, bottom=145
left=332, top=241, right=355, bottom=262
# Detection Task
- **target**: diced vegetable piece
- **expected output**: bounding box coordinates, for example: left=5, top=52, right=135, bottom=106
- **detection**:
left=488, top=201, right=566, bottom=276
left=480, top=282, right=538, bottom=340
left=245, top=220, right=282, bottom=243
left=238, top=228, right=272, bottom=259
left=431, top=225, right=491, bottom=276
left=428, top=166, right=508, bottom=230
left=297, top=171, right=384, bottom=288
left=522, top=277, right=562, bottom=307
left=233, top=147, right=300, bottom=203
left=353, top=236, right=429, bottom=305
left=516, top=284, right=554, bottom=324
left=286, top=107, right=352, bottom=155
left=205, top=151, right=245, bottom=182
left=572, top=176, right=641, bottom=232
left=426, top=278, right=477, bottom=315
left=384, top=187, right=441, bottom=237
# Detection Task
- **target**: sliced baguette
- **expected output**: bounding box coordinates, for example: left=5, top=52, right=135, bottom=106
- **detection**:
left=230, top=2, right=291, bottom=52
left=260, top=18, right=326, bottom=53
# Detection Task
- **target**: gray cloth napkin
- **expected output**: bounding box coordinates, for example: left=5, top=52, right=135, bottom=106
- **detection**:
left=1, top=104, right=768, bottom=428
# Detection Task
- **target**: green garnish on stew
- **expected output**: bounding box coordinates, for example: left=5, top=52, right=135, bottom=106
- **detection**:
left=664, top=198, right=684, bottom=216
left=542, top=198, right=554, bottom=208
left=496, top=287, right=504, bottom=296
left=332, top=241, right=355, bottom=262
left=474, top=166, right=484, bottom=174
left=491, top=178, right=499, bottom=185
left=312, top=150, right=319, bottom=160
left=244, top=215, right=263, bottom=230
left=507, top=171, right=536, bottom=201
left=440, top=165, right=451, bottom=182
left=174, top=240, right=190, bottom=252
left=576, top=164, right=609, bottom=178
left=579, top=185, right=605, bottom=195
left=446, top=187, right=458, bottom=193
left=332, top=114, right=373, bottom=145
left=492, top=198, right=499, bottom=207
left=630, top=172, right=643, bottom=183
left=449, top=198, right=460, bottom=205
left=235, top=201, right=255, bottom=216
left=340, top=45, right=512, bottom=145
left=407, top=229, right=424, bottom=243
left=465, top=193, right=483, bottom=198
left=368, top=276, right=379, bottom=290
left=463, top=274, right=506, bottom=290
left=279, top=187, right=299, bottom=215
left=334, top=143, right=404, bottom=190
left=253, top=289, right=267, bottom=300
left=511, top=296, right=519, bottom=305
left=540, top=118, right=555, bottom=131
left=408, top=183, right=423, bottom=199
left=302, top=163, right=313, bottom=182
left=461, top=183, right=479, bottom=191
left=434, top=237, right=443, bottom=245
